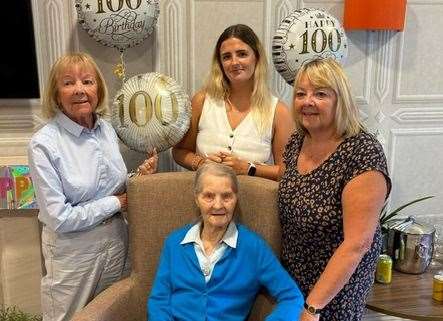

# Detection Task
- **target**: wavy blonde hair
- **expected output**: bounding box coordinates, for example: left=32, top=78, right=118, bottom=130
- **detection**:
left=41, top=52, right=109, bottom=119
left=293, top=58, right=364, bottom=138
left=204, top=24, right=272, bottom=135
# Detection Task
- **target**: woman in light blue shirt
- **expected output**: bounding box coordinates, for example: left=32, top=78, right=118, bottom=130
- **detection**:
left=148, top=162, right=304, bottom=321
left=28, top=52, right=157, bottom=321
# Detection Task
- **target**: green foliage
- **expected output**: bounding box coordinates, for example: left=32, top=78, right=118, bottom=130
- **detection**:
left=0, top=306, right=42, bottom=321
left=380, top=196, right=434, bottom=226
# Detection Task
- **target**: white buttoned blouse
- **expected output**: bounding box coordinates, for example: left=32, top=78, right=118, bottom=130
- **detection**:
left=195, top=94, right=277, bottom=164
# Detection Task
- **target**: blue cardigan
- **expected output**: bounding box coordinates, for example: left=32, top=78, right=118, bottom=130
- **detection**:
left=148, top=224, right=303, bottom=321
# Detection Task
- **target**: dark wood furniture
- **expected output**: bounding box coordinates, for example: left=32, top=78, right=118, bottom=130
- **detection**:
left=366, top=265, right=443, bottom=320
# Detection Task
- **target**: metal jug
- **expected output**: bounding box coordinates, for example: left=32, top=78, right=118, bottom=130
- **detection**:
left=386, top=217, right=435, bottom=274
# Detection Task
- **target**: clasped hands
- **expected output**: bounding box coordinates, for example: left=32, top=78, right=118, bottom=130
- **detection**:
left=204, top=151, right=248, bottom=175
left=136, top=148, right=159, bottom=175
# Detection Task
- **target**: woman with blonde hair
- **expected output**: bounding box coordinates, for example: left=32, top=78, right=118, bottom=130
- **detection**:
left=278, top=58, right=391, bottom=321
left=28, top=52, right=157, bottom=321
left=173, top=24, right=293, bottom=180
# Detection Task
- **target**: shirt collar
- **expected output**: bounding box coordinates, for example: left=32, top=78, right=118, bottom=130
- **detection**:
left=55, top=111, right=101, bottom=137
left=181, top=221, right=238, bottom=249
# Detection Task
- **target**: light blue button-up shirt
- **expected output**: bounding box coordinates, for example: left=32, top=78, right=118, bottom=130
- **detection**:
left=28, top=112, right=127, bottom=233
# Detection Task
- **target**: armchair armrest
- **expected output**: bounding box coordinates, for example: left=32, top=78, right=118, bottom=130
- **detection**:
left=71, top=276, right=141, bottom=321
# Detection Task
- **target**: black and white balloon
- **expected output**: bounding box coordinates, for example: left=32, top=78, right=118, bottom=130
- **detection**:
left=75, top=0, right=159, bottom=51
left=272, top=8, right=348, bottom=85
left=112, top=73, right=191, bottom=153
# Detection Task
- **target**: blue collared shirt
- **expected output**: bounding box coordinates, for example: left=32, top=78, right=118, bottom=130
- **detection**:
left=181, top=221, right=237, bottom=282
left=28, top=112, right=127, bottom=233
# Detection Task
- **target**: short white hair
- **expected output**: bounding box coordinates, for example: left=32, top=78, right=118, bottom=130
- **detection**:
left=194, top=163, right=239, bottom=195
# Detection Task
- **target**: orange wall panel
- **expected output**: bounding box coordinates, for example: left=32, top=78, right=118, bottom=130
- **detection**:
left=344, top=0, right=407, bottom=31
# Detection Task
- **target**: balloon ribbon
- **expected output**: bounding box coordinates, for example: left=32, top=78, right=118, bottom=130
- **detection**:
left=113, top=51, right=126, bottom=82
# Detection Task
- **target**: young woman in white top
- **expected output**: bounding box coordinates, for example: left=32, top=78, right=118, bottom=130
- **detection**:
left=172, top=24, right=293, bottom=181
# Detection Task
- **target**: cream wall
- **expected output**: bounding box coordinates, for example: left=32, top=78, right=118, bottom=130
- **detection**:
left=0, top=0, right=442, bottom=319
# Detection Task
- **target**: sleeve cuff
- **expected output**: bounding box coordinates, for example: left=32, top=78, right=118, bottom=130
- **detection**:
left=106, top=195, right=122, bottom=214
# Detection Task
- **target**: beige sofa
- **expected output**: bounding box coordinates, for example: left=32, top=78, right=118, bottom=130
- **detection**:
left=72, top=171, right=282, bottom=321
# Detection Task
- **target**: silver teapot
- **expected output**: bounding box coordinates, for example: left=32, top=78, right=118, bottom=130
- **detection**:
left=385, top=216, right=435, bottom=274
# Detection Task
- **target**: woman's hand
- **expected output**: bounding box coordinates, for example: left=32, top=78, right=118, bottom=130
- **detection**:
left=171, top=92, right=205, bottom=170
left=205, top=152, right=224, bottom=164
left=300, top=310, right=320, bottom=321
left=137, top=148, right=158, bottom=175
left=115, top=193, right=127, bottom=210
left=219, top=152, right=249, bottom=175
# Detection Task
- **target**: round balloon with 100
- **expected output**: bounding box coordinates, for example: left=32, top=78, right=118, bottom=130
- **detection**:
left=298, top=28, right=342, bottom=54
left=115, top=91, right=179, bottom=128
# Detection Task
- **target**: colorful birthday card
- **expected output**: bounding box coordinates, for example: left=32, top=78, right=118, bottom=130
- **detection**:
left=0, top=165, right=37, bottom=209
left=0, top=166, right=14, bottom=209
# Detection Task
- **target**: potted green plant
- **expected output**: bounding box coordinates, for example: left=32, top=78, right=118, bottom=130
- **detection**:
left=0, top=306, right=42, bottom=321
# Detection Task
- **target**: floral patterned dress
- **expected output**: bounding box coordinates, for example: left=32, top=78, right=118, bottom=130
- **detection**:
left=278, top=131, right=391, bottom=321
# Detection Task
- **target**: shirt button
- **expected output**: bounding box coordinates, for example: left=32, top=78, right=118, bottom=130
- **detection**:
left=229, top=133, right=234, bottom=138
left=227, top=146, right=232, bottom=150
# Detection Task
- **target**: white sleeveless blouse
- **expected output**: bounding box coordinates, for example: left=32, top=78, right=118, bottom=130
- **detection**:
left=196, top=95, right=278, bottom=164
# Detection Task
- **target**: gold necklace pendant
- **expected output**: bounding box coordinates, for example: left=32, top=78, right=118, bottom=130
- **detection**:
left=226, top=97, right=237, bottom=112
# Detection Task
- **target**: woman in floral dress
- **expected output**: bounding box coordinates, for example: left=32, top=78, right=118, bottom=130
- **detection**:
left=278, top=58, right=391, bottom=321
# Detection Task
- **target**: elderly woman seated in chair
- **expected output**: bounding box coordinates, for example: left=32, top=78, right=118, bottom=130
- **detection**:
left=148, top=163, right=303, bottom=321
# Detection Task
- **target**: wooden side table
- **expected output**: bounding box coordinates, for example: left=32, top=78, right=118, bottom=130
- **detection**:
left=366, top=266, right=443, bottom=321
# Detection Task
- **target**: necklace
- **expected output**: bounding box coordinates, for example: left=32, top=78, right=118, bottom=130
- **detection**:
left=226, top=96, right=251, bottom=113
left=202, top=259, right=211, bottom=276
left=226, top=97, right=240, bottom=113
left=225, top=96, right=250, bottom=131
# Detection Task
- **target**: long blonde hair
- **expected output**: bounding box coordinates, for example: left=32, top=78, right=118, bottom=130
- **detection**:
left=204, top=24, right=272, bottom=135
left=42, top=52, right=109, bottom=119
left=293, top=58, right=364, bottom=138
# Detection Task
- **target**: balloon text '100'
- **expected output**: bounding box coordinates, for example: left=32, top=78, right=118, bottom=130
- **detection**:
left=299, top=28, right=342, bottom=54
left=116, top=91, right=179, bottom=127
left=96, top=0, right=142, bottom=13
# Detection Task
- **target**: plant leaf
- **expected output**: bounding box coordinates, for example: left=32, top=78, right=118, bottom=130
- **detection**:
left=379, top=202, right=389, bottom=221
left=380, top=196, right=434, bottom=225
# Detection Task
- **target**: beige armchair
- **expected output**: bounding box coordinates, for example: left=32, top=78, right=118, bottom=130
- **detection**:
left=72, top=172, right=281, bottom=321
